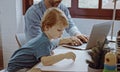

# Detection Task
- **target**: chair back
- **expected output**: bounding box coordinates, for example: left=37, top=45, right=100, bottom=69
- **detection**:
left=15, top=33, right=27, bottom=47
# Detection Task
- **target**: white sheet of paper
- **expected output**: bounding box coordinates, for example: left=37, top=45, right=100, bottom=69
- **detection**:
left=35, top=47, right=90, bottom=71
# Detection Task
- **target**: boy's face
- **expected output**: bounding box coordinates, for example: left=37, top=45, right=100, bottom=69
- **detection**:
left=48, top=0, right=62, bottom=7
left=45, top=23, right=66, bottom=39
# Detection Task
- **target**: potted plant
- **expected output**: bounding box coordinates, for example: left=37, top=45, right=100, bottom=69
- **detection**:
left=86, top=41, right=110, bottom=72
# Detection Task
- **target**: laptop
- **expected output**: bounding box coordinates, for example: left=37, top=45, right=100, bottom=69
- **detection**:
left=62, top=21, right=112, bottom=50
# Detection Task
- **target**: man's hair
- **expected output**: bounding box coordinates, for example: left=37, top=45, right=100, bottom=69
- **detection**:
left=41, top=7, right=68, bottom=31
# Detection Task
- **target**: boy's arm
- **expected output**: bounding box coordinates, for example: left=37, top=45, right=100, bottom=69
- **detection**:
left=41, top=52, right=76, bottom=66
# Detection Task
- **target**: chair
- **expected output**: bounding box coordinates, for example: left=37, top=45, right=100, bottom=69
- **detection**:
left=15, top=33, right=27, bottom=47
left=0, top=69, right=6, bottom=72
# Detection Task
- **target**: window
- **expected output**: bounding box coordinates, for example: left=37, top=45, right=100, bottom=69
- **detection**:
left=78, top=0, right=99, bottom=8
left=33, top=0, right=41, bottom=4
left=69, top=0, right=120, bottom=20
left=61, top=0, right=72, bottom=8
left=102, top=0, right=120, bottom=9
left=33, top=0, right=72, bottom=7
left=23, top=0, right=120, bottom=20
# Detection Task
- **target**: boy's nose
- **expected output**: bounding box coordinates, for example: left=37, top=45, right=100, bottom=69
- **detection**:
left=61, top=31, right=63, bottom=35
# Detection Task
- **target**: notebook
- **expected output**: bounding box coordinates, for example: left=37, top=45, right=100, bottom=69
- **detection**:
left=62, top=21, right=113, bottom=50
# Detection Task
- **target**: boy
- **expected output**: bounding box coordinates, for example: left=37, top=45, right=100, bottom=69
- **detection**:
left=6, top=7, right=76, bottom=72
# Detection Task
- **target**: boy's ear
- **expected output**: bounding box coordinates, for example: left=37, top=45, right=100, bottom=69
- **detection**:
left=44, top=25, right=49, bottom=31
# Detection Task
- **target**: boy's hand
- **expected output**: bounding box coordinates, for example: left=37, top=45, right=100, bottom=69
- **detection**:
left=64, top=52, right=76, bottom=61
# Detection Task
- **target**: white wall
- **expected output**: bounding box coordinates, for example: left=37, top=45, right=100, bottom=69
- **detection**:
left=0, top=0, right=19, bottom=67
left=72, top=18, right=120, bottom=36
left=16, top=0, right=25, bottom=33
left=0, top=0, right=120, bottom=68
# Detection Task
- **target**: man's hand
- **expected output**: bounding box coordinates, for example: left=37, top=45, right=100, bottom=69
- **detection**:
left=68, top=34, right=88, bottom=46
left=69, top=36, right=82, bottom=46
left=75, top=34, right=88, bottom=43
left=59, top=34, right=88, bottom=46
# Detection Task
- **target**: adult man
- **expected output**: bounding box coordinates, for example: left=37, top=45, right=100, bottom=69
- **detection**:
left=24, top=0, right=88, bottom=47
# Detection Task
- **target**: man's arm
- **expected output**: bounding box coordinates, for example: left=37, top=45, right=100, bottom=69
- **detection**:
left=59, top=5, right=88, bottom=45
left=61, top=5, right=81, bottom=36
left=24, top=5, right=42, bottom=41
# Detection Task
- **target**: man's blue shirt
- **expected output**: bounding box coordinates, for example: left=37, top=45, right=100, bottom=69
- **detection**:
left=24, top=0, right=81, bottom=46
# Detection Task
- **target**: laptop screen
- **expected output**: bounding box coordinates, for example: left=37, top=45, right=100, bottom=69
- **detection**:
left=86, top=21, right=112, bottom=49
left=62, top=21, right=112, bottom=50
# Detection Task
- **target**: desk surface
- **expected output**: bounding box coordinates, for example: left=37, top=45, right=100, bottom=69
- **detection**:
left=29, top=36, right=116, bottom=72
left=34, top=46, right=91, bottom=72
